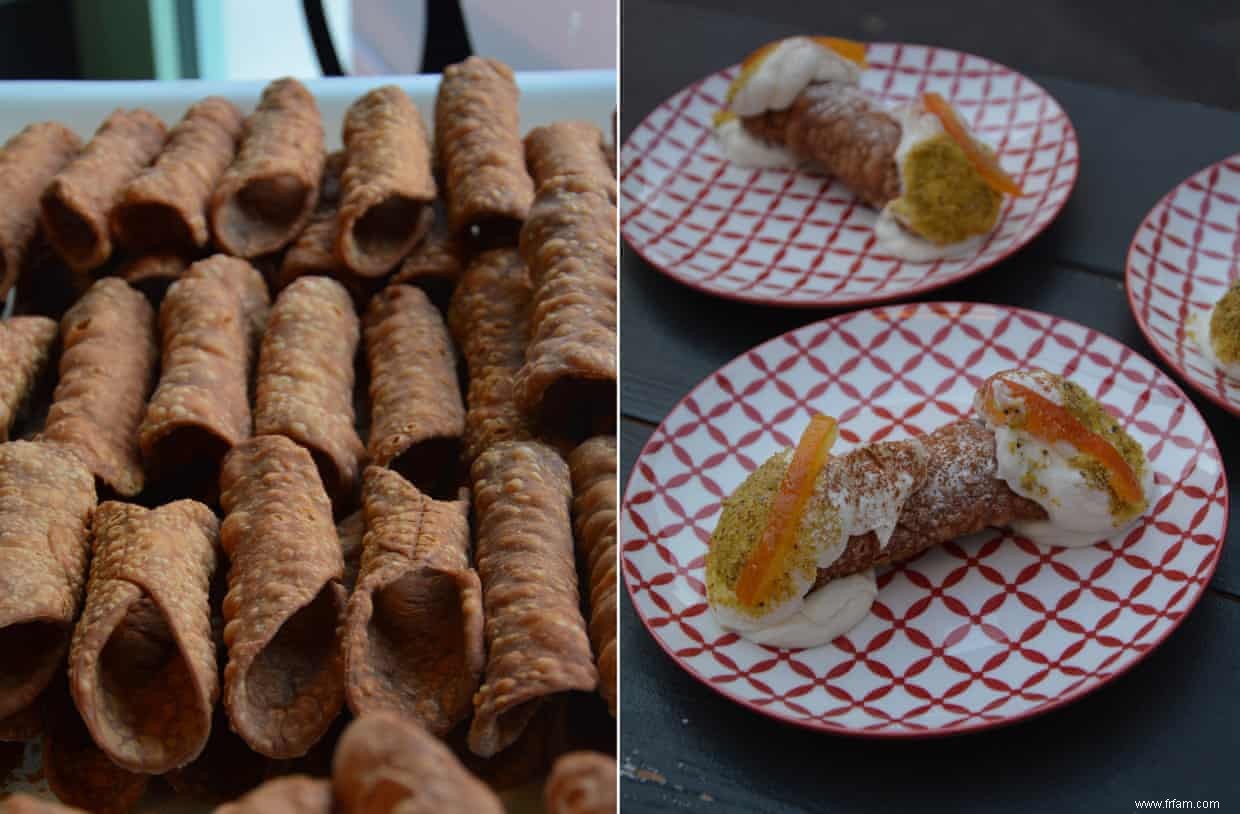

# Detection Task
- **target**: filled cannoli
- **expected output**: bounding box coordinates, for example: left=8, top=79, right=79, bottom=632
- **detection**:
left=468, top=441, right=597, bottom=757
left=706, top=369, right=1156, bottom=648
left=182, top=254, right=271, bottom=360
left=436, top=57, right=534, bottom=244
left=333, top=712, right=504, bottom=814
left=337, top=85, right=436, bottom=276
left=0, top=316, right=58, bottom=441
left=389, top=204, right=466, bottom=310
left=514, top=174, right=617, bottom=443
left=214, top=775, right=333, bottom=814
left=0, top=122, right=81, bottom=298
left=68, top=500, right=219, bottom=774
left=211, top=78, right=324, bottom=257
left=112, top=96, right=243, bottom=253
left=714, top=37, right=1023, bottom=260
left=568, top=436, right=617, bottom=717
left=39, top=109, right=166, bottom=274
left=277, top=151, right=345, bottom=288
left=364, top=284, right=464, bottom=498
left=0, top=442, right=96, bottom=727
left=343, top=467, right=483, bottom=734
left=524, top=121, right=615, bottom=193
left=43, top=689, right=149, bottom=814
left=545, top=751, right=617, bottom=814
left=139, top=275, right=251, bottom=496
left=219, top=435, right=346, bottom=759
left=446, top=248, right=533, bottom=464
left=1195, top=277, right=1240, bottom=378
left=255, top=276, right=363, bottom=504
left=41, top=278, right=157, bottom=497
left=120, top=254, right=187, bottom=306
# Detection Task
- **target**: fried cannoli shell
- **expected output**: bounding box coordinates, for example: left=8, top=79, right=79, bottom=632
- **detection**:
left=277, top=151, right=345, bottom=288
left=255, top=276, right=363, bottom=504
left=364, top=285, right=464, bottom=498
left=112, top=96, right=243, bottom=253
left=389, top=204, right=465, bottom=309
left=0, top=794, right=86, bottom=814
left=43, top=693, right=149, bottom=814
left=814, top=419, right=1047, bottom=586
left=213, top=775, right=333, bottom=814
left=0, top=123, right=81, bottom=299
left=337, top=86, right=436, bottom=276
left=447, top=249, right=534, bottom=464
left=524, top=121, right=615, bottom=194
left=344, top=467, right=483, bottom=734
left=119, top=254, right=187, bottom=306
left=183, top=254, right=271, bottom=359
left=333, top=712, right=504, bottom=814
left=741, top=82, right=902, bottom=208
left=0, top=316, right=58, bottom=441
left=436, top=57, right=534, bottom=244
left=219, top=435, right=346, bottom=759
left=568, top=436, right=617, bottom=717
left=42, top=278, right=157, bottom=496
left=67, top=500, right=219, bottom=774
left=545, top=752, right=617, bottom=814
left=0, top=442, right=97, bottom=722
left=39, top=109, right=167, bottom=273
left=211, top=79, right=325, bottom=257
left=515, top=178, right=617, bottom=444
left=164, top=707, right=272, bottom=803
left=468, top=441, right=598, bottom=757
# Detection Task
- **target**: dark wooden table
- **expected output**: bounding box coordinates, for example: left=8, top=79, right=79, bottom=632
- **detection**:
left=619, top=1, right=1240, bottom=810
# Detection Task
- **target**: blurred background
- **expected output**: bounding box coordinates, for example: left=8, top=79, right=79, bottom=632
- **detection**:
left=0, top=0, right=616, bottom=80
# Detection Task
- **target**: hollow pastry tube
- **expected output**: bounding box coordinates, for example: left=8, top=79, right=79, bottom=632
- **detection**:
left=254, top=275, right=363, bottom=505
left=42, top=692, right=148, bottom=814
left=139, top=275, right=251, bottom=498
left=42, top=278, right=158, bottom=497
left=364, top=284, right=465, bottom=499
left=277, top=150, right=345, bottom=288
left=182, top=253, right=271, bottom=362
left=210, top=78, right=325, bottom=257
left=436, top=57, right=534, bottom=244
left=120, top=254, right=188, bottom=306
left=0, top=442, right=96, bottom=725
left=524, top=121, right=615, bottom=194
left=39, top=108, right=167, bottom=273
left=333, top=712, right=504, bottom=814
left=0, top=122, right=81, bottom=299
left=112, top=96, right=243, bottom=253
left=0, top=316, right=58, bottom=441
left=68, top=499, right=219, bottom=774
left=568, top=436, right=618, bottom=718
left=219, top=435, right=346, bottom=759
left=343, top=467, right=484, bottom=734
left=337, top=85, right=436, bottom=276
left=468, top=441, right=597, bottom=757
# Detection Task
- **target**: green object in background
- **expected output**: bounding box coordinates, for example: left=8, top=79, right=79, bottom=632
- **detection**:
left=72, top=0, right=197, bottom=79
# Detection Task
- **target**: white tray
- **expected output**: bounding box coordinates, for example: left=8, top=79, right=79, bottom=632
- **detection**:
left=0, top=68, right=615, bottom=813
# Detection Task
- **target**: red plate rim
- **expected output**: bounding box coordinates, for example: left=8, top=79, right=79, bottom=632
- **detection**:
left=620, top=300, right=1229, bottom=738
left=620, top=43, right=1081, bottom=308
left=1124, top=152, right=1240, bottom=418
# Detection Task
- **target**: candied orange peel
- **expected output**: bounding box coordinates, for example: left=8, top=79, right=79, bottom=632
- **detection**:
left=734, top=413, right=838, bottom=608
left=922, top=91, right=1024, bottom=197
left=979, top=376, right=1143, bottom=505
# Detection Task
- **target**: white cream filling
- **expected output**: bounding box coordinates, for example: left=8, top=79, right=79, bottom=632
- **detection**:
left=712, top=439, right=925, bottom=649
left=979, top=375, right=1156, bottom=549
left=729, top=37, right=861, bottom=118
left=873, top=103, right=989, bottom=262
left=1193, top=303, right=1240, bottom=379
left=713, top=116, right=799, bottom=169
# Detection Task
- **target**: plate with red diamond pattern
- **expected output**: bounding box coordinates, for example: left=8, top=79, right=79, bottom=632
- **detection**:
left=621, top=302, right=1227, bottom=736
left=1127, top=154, right=1240, bottom=416
left=620, top=44, right=1079, bottom=307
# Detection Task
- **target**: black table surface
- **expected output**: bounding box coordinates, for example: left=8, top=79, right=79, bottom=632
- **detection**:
left=618, top=1, right=1240, bottom=810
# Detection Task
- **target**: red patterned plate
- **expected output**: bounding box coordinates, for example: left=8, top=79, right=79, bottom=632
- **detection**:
left=1127, top=155, right=1240, bottom=416
left=620, top=44, right=1079, bottom=307
left=621, top=302, right=1227, bottom=736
